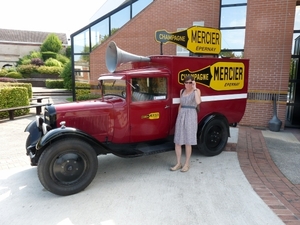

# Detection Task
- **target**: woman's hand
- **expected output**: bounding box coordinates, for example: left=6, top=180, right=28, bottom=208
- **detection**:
left=192, top=81, right=196, bottom=90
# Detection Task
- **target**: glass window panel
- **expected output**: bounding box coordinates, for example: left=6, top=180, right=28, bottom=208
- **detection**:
left=111, top=6, right=130, bottom=31
left=292, top=33, right=300, bottom=54
left=222, top=0, right=247, bottom=5
left=91, top=18, right=109, bottom=49
left=294, top=6, right=300, bottom=30
left=74, top=55, right=90, bottom=74
left=74, top=55, right=90, bottom=66
left=132, top=0, right=153, bottom=17
left=221, top=6, right=246, bottom=27
left=131, top=77, right=167, bottom=102
left=73, top=29, right=90, bottom=54
left=221, top=29, right=245, bottom=50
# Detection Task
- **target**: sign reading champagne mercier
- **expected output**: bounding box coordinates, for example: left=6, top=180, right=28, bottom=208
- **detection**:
left=155, top=26, right=221, bottom=54
left=178, top=62, right=245, bottom=91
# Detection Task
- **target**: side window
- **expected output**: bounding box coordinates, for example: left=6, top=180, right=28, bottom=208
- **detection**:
left=131, top=77, right=167, bottom=102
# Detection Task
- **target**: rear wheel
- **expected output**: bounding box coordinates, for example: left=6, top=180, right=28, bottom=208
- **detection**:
left=197, top=118, right=228, bottom=156
left=37, top=138, right=98, bottom=196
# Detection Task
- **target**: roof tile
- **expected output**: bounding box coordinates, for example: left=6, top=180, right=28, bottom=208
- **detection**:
left=0, top=28, right=68, bottom=44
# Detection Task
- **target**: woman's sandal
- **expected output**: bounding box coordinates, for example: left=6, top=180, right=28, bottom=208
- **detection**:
left=170, top=164, right=182, bottom=171
left=181, top=165, right=190, bottom=172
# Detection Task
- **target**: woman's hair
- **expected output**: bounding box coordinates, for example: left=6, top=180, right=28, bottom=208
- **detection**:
left=184, top=75, right=194, bottom=82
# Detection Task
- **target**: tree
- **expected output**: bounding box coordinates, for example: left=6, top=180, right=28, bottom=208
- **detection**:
left=220, top=49, right=236, bottom=58
left=60, top=60, right=72, bottom=90
left=41, top=34, right=63, bottom=53
left=220, top=49, right=244, bottom=59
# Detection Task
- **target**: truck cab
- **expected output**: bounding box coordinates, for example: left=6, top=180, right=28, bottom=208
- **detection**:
left=25, top=41, right=249, bottom=196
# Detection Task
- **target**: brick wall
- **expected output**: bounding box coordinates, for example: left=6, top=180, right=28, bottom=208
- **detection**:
left=90, top=0, right=220, bottom=83
left=241, top=0, right=296, bottom=128
left=89, top=0, right=296, bottom=128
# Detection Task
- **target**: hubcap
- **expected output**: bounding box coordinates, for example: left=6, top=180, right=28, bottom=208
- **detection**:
left=206, top=127, right=222, bottom=149
left=52, top=153, right=85, bottom=183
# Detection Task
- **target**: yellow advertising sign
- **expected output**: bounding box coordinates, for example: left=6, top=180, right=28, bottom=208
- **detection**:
left=141, top=112, right=160, bottom=120
left=155, top=26, right=221, bottom=54
left=178, top=62, right=245, bottom=91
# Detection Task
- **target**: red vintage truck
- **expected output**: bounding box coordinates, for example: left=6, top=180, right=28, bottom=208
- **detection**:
left=25, top=41, right=249, bottom=196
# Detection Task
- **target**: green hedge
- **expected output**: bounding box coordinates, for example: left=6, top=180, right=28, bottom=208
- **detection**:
left=37, top=66, right=63, bottom=75
left=0, top=87, right=30, bottom=119
left=0, top=82, right=33, bottom=98
left=6, top=71, right=23, bottom=79
left=0, top=69, right=8, bottom=76
left=17, top=65, right=38, bottom=76
left=44, top=58, right=62, bottom=67
left=46, top=79, right=64, bottom=88
left=75, top=82, right=101, bottom=100
left=42, top=51, right=57, bottom=61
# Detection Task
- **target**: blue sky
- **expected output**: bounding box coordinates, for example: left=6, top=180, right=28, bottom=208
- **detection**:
left=0, top=0, right=107, bottom=37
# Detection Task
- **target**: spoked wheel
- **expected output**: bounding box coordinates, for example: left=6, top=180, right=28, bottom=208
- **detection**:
left=198, top=118, right=228, bottom=156
left=37, top=138, right=98, bottom=196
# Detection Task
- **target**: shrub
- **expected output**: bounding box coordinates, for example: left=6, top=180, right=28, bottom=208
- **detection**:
left=40, top=34, right=62, bottom=53
left=6, top=71, right=23, bottom=79
left=45, top=79, right=64, bottom=88
left=31, top=58, right=44, bottom=66
left=17, top=64, right=38, bottom=76
left=42, top=51, right=57, bottom=61
left=66, top=46, right=71, bottom=58
left=3, top=82, right=33, bottom=98
left=44, top=58, right=62, bottom=67
left=76, top=93, right=101, bottom=101
left=56, top=54, right=70, bottom=65
left=37, top=66, right=63, bottom=75
left=75, top=82, right=91, bottom=100
left=0, top=87, right=29, bottom=119
left=6, top=67, right=17, bottom=73
left=60, top=60, right=72, bottom=90
left=0, top=69, right=8, bottom=77
left=21, top=58, right=31, bottom=65
left=30, top=51, right=42, bottom=59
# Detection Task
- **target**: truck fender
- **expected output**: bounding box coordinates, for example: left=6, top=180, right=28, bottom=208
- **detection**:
left=36, top=127, right=108, bottom=155
left=25, top=119, right=42, bottom=149
left=197, top=113, right=230, bottom=140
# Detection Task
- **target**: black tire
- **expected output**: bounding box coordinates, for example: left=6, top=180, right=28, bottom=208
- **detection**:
left=37, top=138, right=98, bottom=196
left=197, top=118, right=228, bottom=156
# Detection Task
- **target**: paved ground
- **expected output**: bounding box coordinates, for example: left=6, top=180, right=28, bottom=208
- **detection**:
left=0, top=93, right=299, bottom=224
left=238, top=127, right=300, bottom=225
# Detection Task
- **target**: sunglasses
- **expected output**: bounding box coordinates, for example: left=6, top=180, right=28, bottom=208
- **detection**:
left=184, top=81, right=193, bottom=84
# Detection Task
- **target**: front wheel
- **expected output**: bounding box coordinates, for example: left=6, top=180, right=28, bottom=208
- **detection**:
left=197, top=118, right=228, bottom=156
left=37, top=138, right=98, bottom=196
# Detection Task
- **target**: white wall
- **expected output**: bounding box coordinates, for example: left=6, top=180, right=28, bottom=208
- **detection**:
left=0, top=43, right=40, bottom=68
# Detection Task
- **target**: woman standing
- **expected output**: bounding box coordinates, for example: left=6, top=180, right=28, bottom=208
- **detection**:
left=171, top=75, right=201, bottom=172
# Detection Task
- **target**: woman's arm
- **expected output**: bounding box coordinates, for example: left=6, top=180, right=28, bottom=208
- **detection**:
left=178, top=89, right=183, bottom=112
left=192, top=81, right=201, bottom=105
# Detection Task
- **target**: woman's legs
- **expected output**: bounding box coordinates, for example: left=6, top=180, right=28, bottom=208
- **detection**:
left=170, top=144, right=182, bottom=171
left=181, top=145, right=192, bottom=172
left=175, top=144, right=182, bottom=165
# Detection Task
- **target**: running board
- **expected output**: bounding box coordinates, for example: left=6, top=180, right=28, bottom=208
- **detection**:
left=135, top=141, right=175, bottom=155
left=104, top=140, right=175, bottom=157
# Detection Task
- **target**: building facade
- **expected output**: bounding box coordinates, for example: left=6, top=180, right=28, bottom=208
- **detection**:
left=0, top=29, right=68, bottom=69
left=72, top=0, right=298, bottom=128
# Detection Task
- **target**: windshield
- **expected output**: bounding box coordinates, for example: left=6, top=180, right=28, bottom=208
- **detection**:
left=101, top=79, right=126, bottom=97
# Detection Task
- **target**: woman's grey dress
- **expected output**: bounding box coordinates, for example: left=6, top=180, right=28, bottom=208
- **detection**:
left=174, top=90, right=198, bottom=145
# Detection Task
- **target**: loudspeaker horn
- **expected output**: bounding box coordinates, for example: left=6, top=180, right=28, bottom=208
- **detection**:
left=106, top=41, right=150, bottom=73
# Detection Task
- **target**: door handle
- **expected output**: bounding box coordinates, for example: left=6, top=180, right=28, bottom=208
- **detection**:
left=165, top=105, right=170, bottom=109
